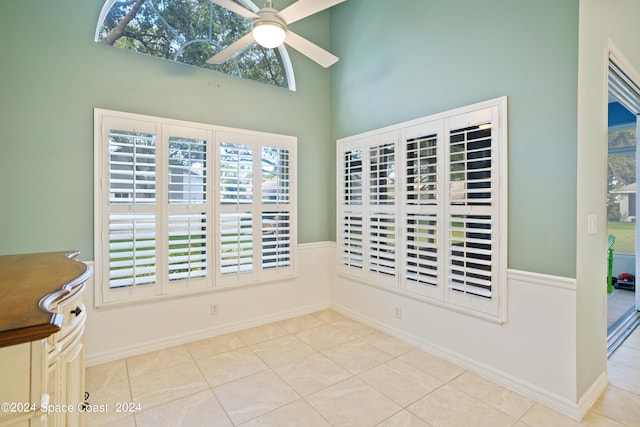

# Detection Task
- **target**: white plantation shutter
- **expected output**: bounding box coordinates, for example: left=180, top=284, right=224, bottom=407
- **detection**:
left=367, top=139, right=397, bottom=284
left=337, top=98, right=506, bottom=319
left=446, top=109, right=501, bottom=315
left=95, top=110, right=296, bottom=306
left=165, top=128, right=211, bottom=291
left=216, top=134, right=296, bottom=284
left=102, top=117, right=160, bottom=301
left=337, top=132, right=398, bottom=288
left=403, top=122, right=444, bottom=299
left=218, top=140, right=255, bottom=280
left=339, top=148, right=364, bottom=270
left=261, top=146, right=292, bottom=273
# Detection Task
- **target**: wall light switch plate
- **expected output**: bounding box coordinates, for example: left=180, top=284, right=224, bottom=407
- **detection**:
left=587, top=214, right=597, bottom=234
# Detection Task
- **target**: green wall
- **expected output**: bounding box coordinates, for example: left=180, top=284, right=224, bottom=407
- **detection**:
left=330, top=0, right=580, bottom=278
left=0, top=0, right=334, bottom=258
left=0, top=0, right=582, bottom=277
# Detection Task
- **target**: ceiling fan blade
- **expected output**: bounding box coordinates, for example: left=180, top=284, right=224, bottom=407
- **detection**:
left=209, top=0, right=258, bottom=20
left=284, top=30, right=338, bottom=68
left=206, top=32, right=255, bottom=64
left=278, top=0, right=346, bottom=24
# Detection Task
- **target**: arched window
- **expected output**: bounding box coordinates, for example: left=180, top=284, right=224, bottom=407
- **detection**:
left=95, top=0, right=296, bottom=90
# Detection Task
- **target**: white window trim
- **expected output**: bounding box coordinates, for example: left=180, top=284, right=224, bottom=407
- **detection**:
left=337, top=97, right=508, bottom=322
left=94, top=109, right=297, bottom=307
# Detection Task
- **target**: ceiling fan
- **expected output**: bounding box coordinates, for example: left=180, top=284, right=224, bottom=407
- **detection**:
left=206, top=0, right=346, bottom=68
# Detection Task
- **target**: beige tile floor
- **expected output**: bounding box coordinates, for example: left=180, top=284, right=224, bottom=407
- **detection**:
left=85, top=310, right=640, bottom=426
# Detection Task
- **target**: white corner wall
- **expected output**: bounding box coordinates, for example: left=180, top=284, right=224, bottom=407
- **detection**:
left=576, top=0, right=640, bottom=399
left=331, top=263, right=584, bottom=417
left=83, top=242, right=333, bottom=365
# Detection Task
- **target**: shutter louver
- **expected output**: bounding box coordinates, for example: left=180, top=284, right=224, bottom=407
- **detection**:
left=406, top=134, right=438, bottom=205
left=406, top=214, right=438, bottom=286
left=449, top=125, right=492, bottom=206
left=220, top=142, right=253, bottom=204
left=344, top=149, right=363, bottom=204
left=262, top=211, right=290, bottom=269
left=262, top=147, right=290, bottom=204
left=448, top=123, right=494, bottom=299
left=109, top=130, right=156, bottom=204
left=449, top=215, right=493, bottom=298
left=168, top=213, right=207, bottom=280
left=109, top=213, right=156, bottom=288
left=369, top=213, right=396, bottom=276
left=341, top=212, right=363, bottom=268
left=370, top=143, right=395, bottom=205
left=220, top=212, right=253, bottom=275
left=168, top=137, right=207, bottom=204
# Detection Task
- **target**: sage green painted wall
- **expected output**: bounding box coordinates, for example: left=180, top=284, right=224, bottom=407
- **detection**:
left=0, top=0, right=333, bottom=258
left=329, top=0, right=580, bottom=278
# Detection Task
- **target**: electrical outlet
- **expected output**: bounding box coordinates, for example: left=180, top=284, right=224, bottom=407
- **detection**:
left=394, top=306, right=402, bottom=319
left=210, top=304, right=218, bottom=315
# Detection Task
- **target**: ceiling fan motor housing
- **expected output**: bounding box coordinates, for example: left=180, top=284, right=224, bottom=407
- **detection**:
left=252, top=8, right=287, bottom=48
left=208, top=0, right=344, bottom=67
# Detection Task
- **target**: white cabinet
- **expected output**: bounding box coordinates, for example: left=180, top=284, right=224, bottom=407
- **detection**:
left=45, top=286, right=86, bottom=427
left=0, top=252, right=90, bottom=427
left=0, top=343, right=46, bottom=427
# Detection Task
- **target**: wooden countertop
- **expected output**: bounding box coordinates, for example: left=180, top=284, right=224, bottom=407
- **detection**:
left=0, top=251, right=92, bottom=348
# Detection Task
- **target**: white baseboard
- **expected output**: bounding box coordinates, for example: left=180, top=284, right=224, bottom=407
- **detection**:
left=329, top=302, right=589, bottom=420
left=85, top=302, right=330, bottom=366
left=577, top=371, right=608, bottom=419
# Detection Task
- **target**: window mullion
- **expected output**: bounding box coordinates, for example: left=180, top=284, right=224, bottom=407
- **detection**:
left=442, top=118, right=452, bottom=302
left=157, top=124, right=169, bottom=296
left=398, top=129, right=408, bottom=291
left=254, top=144, right=263, bottom=273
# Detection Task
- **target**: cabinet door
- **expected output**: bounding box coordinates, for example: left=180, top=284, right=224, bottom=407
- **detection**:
left=59, top=332, right=85, bottom=427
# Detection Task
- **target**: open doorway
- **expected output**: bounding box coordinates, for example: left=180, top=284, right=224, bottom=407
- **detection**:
left=607, top=59, right=640, bottom=356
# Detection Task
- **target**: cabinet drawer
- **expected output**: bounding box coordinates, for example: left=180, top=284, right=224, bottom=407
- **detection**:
left=55, top=285, right=85, bottom=340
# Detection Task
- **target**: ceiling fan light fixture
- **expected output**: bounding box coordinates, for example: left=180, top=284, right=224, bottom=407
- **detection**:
left=252, top=20, right=286, bottom=49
